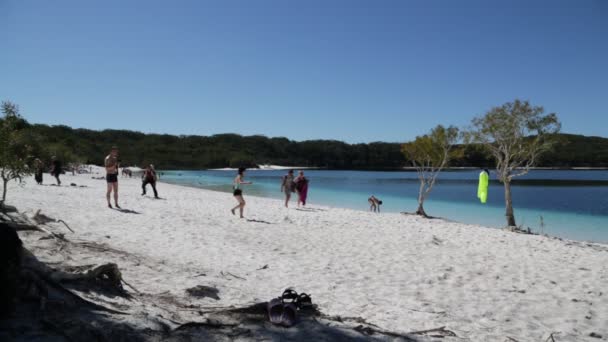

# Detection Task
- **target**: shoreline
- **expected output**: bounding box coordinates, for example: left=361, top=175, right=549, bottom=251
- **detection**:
left=5, top=173, right=608, bottom=341
left=208, top=165, right=320, bottom=171
left=157, top=176, right=608, bottom=244
left=190, top=166, right=608, bottom=172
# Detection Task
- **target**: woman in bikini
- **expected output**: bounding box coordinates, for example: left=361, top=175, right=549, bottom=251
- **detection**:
left=368, top=195, right=382, bottom=213
left=231, top=167, right=253, bottom=218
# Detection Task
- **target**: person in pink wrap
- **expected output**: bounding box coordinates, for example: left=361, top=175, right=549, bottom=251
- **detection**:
left=295, top=171, right=309, bottom=207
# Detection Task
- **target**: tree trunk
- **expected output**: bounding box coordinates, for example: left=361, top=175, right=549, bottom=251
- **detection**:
left=416, top=186, right=429, bottom=218
left=2, top=178, right=7, bottom=202
left=504, top=180, right=516, bottom=227
left=416, top=202, right=429, bottom=218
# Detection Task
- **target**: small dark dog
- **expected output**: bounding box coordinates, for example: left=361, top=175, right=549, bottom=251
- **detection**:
left=121, top=168, right=132, bottom=178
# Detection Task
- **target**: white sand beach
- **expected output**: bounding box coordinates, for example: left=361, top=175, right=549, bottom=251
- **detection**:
left=6, top=170, right=608, bottom=341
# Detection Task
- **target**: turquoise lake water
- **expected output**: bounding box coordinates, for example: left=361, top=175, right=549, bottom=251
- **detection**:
left=160, top=169, right=608, bottom=243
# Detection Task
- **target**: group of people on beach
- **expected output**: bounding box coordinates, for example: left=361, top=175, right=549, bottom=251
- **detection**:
left=230, top=167, right=385, bottom=218
left=230, top=168, right=310, bottom=219
left=103, top=146, right=160, bottom=208
left=34, top=146, right=160, bottom=209
left=38, top=147, right=378, bottom=216
left=281, top=169, right=309, bottom=208
left=33, top=156, right=63, bottom=186
left=33, top=146, right=161, bottom=209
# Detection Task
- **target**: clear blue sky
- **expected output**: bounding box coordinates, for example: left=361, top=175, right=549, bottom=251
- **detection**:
left=1, top=0, right=607, bottom=143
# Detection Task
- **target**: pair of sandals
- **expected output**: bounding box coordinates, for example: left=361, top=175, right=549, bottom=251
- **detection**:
left=267, top=289, right=313, bottom=327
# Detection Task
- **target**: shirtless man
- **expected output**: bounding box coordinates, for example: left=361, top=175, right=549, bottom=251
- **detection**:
left=280, top=170, right=295, bottom=208
left=105, top=147, right=120, bottom=208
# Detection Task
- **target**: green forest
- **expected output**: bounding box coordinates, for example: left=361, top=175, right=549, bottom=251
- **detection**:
left=22, top=122, right=608, bottom=170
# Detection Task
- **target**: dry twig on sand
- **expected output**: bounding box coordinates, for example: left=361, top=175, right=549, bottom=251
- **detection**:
left=408, top=326, right=457, bottom=337
left=32, top=209, right=75, bottom=233
left=9, top=221, right=67, bottom=241
left=545, top=332, right=557, bottom=342
left=220, top=271, right=246, bottom=280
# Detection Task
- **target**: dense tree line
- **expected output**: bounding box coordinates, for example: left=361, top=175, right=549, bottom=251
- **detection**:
left=25, top=124, right=408, bottom=169
left=4, top=120, right=608, bottom=170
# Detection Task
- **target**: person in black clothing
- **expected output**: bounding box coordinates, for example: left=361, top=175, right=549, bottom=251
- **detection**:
left=141, top=164, right=159, bottom=198
left=34, top=158, right=44, bottom=185
left=51, top=156, right=62, bottom=186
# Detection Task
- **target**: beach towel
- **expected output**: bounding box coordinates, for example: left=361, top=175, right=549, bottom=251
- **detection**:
left=478, top=171, right=489, bottom=204
left=297, top=178, right=309, bottom=205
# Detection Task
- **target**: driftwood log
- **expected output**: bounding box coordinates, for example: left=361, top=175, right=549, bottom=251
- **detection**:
left=0, top=223, right=23, bottom=317
left=49, top=263, right=123, bottom=289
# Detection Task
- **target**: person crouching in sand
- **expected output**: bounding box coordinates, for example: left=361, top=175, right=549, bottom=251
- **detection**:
left=105, top=146, right=120, bottom=208
left=368, top=195, right=382, bottom=213
left=231, top=167, right=252, bottom=218
left=141, top=164, right=159, bottom=198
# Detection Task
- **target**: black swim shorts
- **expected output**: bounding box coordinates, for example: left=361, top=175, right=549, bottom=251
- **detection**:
left=106, top=173, right=118, bottom=183
left=233, top=189, right=242, bottom=196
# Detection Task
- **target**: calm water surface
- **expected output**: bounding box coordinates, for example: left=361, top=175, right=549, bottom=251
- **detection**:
left=160, top=169, right=608, bottom=243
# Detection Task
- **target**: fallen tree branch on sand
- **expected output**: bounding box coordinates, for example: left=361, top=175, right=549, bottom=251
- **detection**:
left=73, top=241, right=143, bottom=263
left=408, top=326, right=457, bottom=337
left=19, top=251, right=129, bottom=315
left=220, top=271, right=246, bottom=280
left=317, top=314, right=419, bottom=341
left=33, top=209, right=75, bottom=233
left=7, top=221, right=67, bottom=241
left=175, top=320, right=239, bottom=330
left=545, top=332, right=558, bottom=342
left=49, top=263, right=124, bottom=289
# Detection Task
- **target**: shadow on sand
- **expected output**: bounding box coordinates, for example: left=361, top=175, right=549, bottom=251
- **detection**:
left=295, top=207, right=326, bottom=212
left=3, top=245, right=422, bottom=342
left=112, top=208, right=141, bottom=214
left=246, top=219, right=273, bottom=224
left=1, top=207, right=441, bottom=342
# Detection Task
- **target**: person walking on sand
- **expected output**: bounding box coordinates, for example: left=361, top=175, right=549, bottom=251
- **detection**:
left=368, top=195, right=382, bottom=212
left=281, top=170, right=296, bottom=208
left=105, top=147, right=120, bottom=208
left=141, top=164, right=159, bottom=198
left=34, top=158, right=44, bottom=185
left=231, top=168, right=252, bottom=218
left=50, top=156, right=62, bottom=185
left=295, top=171, right=309, bottom=207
